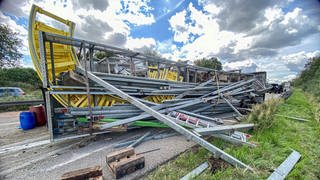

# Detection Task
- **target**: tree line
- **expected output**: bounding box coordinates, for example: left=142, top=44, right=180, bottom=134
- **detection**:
left=293, top=56, right=320, bottom=98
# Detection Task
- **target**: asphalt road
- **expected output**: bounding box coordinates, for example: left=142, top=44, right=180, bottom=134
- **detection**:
left=0, top=111, right=195, bottom=180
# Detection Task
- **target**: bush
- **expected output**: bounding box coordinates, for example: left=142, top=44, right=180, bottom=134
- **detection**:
left=0, top=67, right=41, bottom=91
left=293, top=56, right=320, bottom=99
left=246, top=99, right=282, bottom=131
left=0, top=67, right=41, bottom=86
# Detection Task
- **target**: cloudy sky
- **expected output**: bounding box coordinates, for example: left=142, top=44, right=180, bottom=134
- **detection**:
left=1, top=0, right=320, bottom=82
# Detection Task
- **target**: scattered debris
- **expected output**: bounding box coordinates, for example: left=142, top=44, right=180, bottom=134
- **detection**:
left=106, top=147, right=145, bottom=179
left=267, top=150, right=301, bottom=180
left=136, top=148, right=161, bottom=155
left=208, top=155, right=229, bottom=173
left=281, top=90, right=293, bottom=99
left=114, top=132, right=177, bottom=148
left=61, top=165, right=103, bottom=180
left=180, top=162, right=209, bottom=180
left=128, top=131, right=151, bottom=148
left=27, top=4, right=271, bottom=177
left=194, top=124, right=254, bottom=135
left=211, top=133, right=257, bottom=148
left=275, top=114, right=310, bottom=122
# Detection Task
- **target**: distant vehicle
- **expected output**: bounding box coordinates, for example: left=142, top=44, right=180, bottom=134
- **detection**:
left=284, top=82, right=291, bottom=92
left=0, top=87, right=26, bottom=97
left=270, top=83, right=283, bottom=94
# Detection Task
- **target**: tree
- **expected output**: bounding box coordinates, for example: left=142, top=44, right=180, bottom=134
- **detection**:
left=143, top=48, right=162, bottom=58
left=142, top=48, right=162, bottom=66
left=194, top=57, right=222, bottom=70
left=0, top=25, right=23, bottom=68
left=94, top=51, right=114, bottom=60
left=293, top=56, right=320, bottom=94
left=0, top=67, right=41, bottom=86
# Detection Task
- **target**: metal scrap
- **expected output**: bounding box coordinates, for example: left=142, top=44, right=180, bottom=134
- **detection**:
left=267, top=150, right=301, bottom=180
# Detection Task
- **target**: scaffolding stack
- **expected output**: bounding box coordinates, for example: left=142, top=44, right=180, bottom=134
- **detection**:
left=29, top=5, right=270, bottom=171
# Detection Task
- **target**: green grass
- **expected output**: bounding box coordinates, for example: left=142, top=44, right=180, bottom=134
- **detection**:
left=148, top=89, right=320, bottom=180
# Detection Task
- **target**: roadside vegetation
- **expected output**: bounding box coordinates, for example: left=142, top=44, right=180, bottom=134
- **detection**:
left=293, top=56, right=320, bottom=99
left=1, top=24, right=42, bottom=103
left=293, top=56, right=320, bottom=121
left=0, top=67, right=42, bottom=111
left=0, top=67, right=42, bottom=102
left=149, top=56, right=320, bottom=179
left=148, top=90, right=320, bottom=179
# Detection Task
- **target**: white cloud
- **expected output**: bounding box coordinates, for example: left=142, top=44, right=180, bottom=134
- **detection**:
left=0, top=0, right=31, bottom=17
left=0, top=11, right=29, bottom=56
left=156, top=40, right=182, bottom=60
left=281, top=50, right=320, bottom=72
left=2, top=0, right=319, bottom=83
left=168, top=10, right=189, bottom=43
left=126, top=37, right=156, bottom=51
left=235, top=50, right=320, bottom=83
left=116, top=0, right=155, bottom=26
left=168, top=3, right=237, bottom=60
left=223, top=59, right=258, bottom=73
left=203, top=3, right=221, bottom=15
left=0, top=0, right=158, bottom=66
left=165, top=1, right=319, bottom=84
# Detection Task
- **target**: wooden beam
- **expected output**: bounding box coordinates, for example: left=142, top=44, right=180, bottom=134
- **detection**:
left=61, top=165, right=102, bottom=180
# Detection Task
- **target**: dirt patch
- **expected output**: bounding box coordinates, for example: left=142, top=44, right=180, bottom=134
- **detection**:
left=208, top=155, right=229, bottom=173
left=0, top=111, right=48, bottom=146
left=190, top=145, right=200, bottom=153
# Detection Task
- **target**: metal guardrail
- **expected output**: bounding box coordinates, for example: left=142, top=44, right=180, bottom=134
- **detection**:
left=0, top=100, right=44, bottom=107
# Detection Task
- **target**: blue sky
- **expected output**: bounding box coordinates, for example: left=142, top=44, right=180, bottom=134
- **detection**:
left=1, top=0, right=320, bottom=82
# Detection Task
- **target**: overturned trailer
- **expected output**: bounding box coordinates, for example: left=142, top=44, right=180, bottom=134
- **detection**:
left=29, top=5, right=269, bottom=171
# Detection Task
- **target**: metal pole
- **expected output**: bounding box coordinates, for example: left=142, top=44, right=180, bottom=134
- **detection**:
left=77, top=67, right=253, bottom=171
left=222, top=96, right=243, bottom=117
left=39, top=31, right=53, bottom=141
left=177, top=66, right=180, bottom=81
left=83, top=43, right=93, bottom=134
left=157, top=62, right=160, bottom=79
left=195, top=124, right=254, bottom=135
left=49, top=42, right=56, bottom=85
left=187, top=68, right=190, bottom=83
left=180, top=162, right=208, bottom=180
left=38, top=31, right=48, bottom=88
left=175, top=79, right=212, bottom=99
left=45, top=91, right=54, bottom=142
left=128, top=131, right=151, bottom=148
left=89, top=45, right=94, bottom=71
left=145, top=60, right=148, bottom=77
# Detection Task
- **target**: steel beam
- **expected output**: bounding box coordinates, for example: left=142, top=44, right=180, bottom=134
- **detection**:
left=222, top=97, right=243, bottom=117
left=267, top=150, right=301, bottom=180
left=180, top=162, right=208, bottom=180
left=195, top=124, right=254, bottom=135
left=128, top=131, right=151, bottom=148
left=77, top=67, right=253, bottom=171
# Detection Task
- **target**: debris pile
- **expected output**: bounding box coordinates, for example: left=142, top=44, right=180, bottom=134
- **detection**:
left=28, top=5, right=272, bottom=179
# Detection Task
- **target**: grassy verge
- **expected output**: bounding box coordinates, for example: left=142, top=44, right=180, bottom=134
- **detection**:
left=0, top=91, right=42, bottom=102
left=148, top=89, right=320, bottom=179
left=0, top=89, right=42, bottom=112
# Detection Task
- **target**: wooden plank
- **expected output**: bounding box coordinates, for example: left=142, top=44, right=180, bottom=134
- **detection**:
left=61, top=165, right=102, bottom=180
left=106, top=147, right=135, bottom=163
left=108, top=155, right=145, bottom=179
